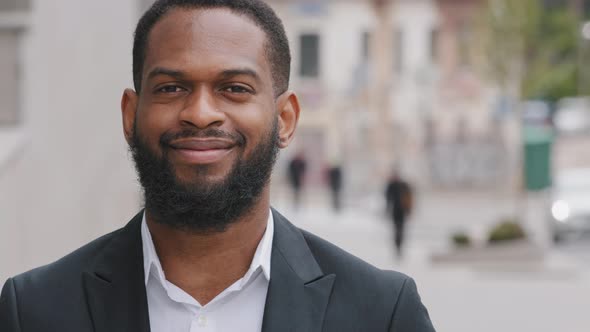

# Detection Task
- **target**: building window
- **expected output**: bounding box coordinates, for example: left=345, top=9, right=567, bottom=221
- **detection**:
left=430, top=27, right=439, bottom=64
left=0, top=0, right=30, bottom=11
left=0, top=29, right=20, bottom=125
left=394, top=28, right=404, bottom=73
left=457, top=20, right=472, bottom=67
left=294, top=3, right=328, bottom=16
left=584, top=0, right=590, bottom=17
left=0, top=0, right=30, bottom=126
left=362, top=31, right=371, bottom=60
left=299, top=33, right=320, bottom=78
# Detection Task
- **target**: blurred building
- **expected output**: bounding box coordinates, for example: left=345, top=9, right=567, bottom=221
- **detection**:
left=0, top=0, right=142, bottom=282
left=5, top=0, right=581, bottom=280
left=270, top=0, right=509, bottom=192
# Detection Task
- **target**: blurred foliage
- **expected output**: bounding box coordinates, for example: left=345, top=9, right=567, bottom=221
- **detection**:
left=451, top=232, right=472, bottom=247
left=487, top=219, right=526, bottom=243
left=477, top=0, right=580, bottom=102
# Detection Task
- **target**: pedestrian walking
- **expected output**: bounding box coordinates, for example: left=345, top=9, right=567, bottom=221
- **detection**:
left=326, top=165, right=343, bottom=212
left=288, top=152, right=307, bottom=209
left=385, top=171, right=414, bottom=259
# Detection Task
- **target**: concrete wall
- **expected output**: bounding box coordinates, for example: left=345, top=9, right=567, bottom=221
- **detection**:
left=0, top=0, right=141, bottom=282
left=272, top=2, right=375, bottom=98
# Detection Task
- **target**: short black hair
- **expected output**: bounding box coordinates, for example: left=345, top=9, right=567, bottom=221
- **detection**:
left=133, top=0, right=291, bottom=96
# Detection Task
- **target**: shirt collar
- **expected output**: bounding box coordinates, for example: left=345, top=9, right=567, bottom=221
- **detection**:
left=141, top=211, right=274, bottom=286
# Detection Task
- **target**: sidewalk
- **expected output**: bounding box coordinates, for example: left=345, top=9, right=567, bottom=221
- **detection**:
left=272, top=192, right=590, bottom=332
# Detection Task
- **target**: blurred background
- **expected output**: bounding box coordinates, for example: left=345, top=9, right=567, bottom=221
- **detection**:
left=1, top=0, right=590, bottom=331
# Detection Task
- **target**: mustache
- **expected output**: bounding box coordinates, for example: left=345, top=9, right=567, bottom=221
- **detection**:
left=160, top=128, right=245, bottom=147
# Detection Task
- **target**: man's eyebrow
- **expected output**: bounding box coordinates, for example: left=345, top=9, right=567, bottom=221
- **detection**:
left=219, top=68, right=262, bottom=84
left=146, top=67, right=186, bottom=81
left=146, top=67, right=263, bottom=84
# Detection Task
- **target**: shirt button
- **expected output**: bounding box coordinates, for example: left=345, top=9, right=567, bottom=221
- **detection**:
left=197, top=315, right=207, bottom=327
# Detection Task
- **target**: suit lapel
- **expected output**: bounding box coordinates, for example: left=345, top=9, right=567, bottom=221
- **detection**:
left=261, top=209, right=336, bottom=332
left=81, top=209, right=334, bottom=332
left=83, top=212, right=151, bottom=332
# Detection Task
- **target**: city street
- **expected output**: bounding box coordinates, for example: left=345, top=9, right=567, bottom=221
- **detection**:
left=2, top=1, right=590, bottom=332
left=272, top=188, right=590, bottom=332
left=557, top=238, right=590, bottom=267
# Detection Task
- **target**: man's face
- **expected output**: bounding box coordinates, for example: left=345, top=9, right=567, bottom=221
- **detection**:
left=121, top=8, right=299, bottom=231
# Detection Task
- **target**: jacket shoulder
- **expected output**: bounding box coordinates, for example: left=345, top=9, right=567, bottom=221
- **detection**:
left=299, top=229, right=435, bottom=331
left=11, top=228, right=122, bottom=289
left=1, top=228, right=126, bottom=331
left=300, top=228, right=408, bottom=284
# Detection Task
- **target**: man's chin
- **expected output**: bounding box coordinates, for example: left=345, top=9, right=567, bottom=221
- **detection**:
left=173, top=172, right=229, bottom=190
left=172, top=158, right=235, bottom=180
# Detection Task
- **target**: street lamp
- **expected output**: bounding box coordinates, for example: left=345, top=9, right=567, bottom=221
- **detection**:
left=582, top=21, right=590, bottom=40
left=579, top=21, right=590, bottom=95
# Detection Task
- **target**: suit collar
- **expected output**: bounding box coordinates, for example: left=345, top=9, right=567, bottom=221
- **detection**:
left=83, top=211, right=151, bottom=332
left=261, top=209, right=336, bottom=332
left=81, top=208, right=335, bottom=332
left=140, top=210, right=275, bottom=287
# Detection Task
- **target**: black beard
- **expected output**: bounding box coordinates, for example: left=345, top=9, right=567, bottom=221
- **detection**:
left=130, top=120, right=279, bottom=234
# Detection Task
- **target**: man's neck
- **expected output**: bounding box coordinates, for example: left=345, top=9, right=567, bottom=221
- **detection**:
left=145, top=193, right=271, bottom=305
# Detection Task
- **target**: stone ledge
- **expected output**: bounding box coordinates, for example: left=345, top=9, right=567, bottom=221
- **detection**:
left=430, top=240, right=588, bottom=281
left=431, top=240, right=545, bottom=264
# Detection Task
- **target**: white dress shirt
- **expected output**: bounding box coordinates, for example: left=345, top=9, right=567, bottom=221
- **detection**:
left=141, top=212, right=274, bottom=332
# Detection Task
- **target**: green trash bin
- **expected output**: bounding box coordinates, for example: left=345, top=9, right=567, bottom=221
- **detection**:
left=523, top=126, right=553, bottom=191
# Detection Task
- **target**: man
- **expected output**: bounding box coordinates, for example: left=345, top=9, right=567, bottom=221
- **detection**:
left=385, top=171, right=414, bottom=259
left=287, top=151, right=306, bottom=208
left=326, top=163, right=343, bottom=212
left=0, top=1, right=435, bottom=331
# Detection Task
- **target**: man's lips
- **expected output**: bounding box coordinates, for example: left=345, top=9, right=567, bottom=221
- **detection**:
left=167, top=139, right=235, bottom=164
left=168, top=138, right=235, bottom=150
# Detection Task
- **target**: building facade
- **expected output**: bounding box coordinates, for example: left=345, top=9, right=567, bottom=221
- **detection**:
left=270, top=0, right=508, bottom=192
left=0, top=0, right=142, bottom=282
left=0, top=0, right=514, bottom=281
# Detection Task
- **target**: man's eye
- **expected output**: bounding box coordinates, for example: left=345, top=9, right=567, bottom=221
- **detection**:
left=223, top=86, right=251, bottom=94
left=157, top=85, right=184, bottom=93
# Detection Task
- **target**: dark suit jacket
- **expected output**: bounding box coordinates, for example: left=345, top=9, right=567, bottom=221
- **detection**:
left=0, top=209, right=435, bottom=331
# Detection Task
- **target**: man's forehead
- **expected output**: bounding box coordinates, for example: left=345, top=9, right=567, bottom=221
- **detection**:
left=144, top=7, right=269, bottom=70
left=148, top=8, right=266, bottom=56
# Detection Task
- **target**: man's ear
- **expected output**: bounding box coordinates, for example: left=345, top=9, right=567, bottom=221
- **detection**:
left=121, top=88, right=138, bottom=145
left=276, top=91, right=301, bottom=149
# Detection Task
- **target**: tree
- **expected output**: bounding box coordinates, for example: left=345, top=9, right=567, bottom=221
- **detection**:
left=475, top=0, right=581, bottom=246
left=477, top=0, right=579, bottom=103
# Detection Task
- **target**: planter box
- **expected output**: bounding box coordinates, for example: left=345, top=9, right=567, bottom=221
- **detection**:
left=431, top=240, right=545, bottom=264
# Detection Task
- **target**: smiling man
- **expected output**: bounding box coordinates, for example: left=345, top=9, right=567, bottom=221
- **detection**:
left=0, top=1, right=435, bottom=331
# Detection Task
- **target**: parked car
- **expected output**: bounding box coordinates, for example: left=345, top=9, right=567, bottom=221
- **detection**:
left=521, top=100, right=552, bottom=128
left=553, top=97, right=590, bottom=135
left=550, top=168, right=590, bottom=243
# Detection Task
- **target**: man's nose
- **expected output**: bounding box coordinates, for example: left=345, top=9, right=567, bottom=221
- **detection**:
left=178, top=88, right=225, bottom=128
